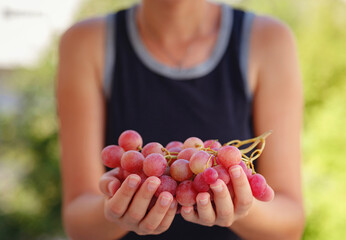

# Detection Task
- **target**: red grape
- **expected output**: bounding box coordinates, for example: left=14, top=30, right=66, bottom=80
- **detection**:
left=213, top=165, right=230, bottom=185
left=118, top=130, right=143, bottom=151
left=189, top=151, right=213, bottom=174
left=177, top=148, right=198, bottom=161
left=217, top=146, right=242, bottom=168
left=204, top=140, right=222, bottom=149
left=143, top=153, right=167, bottom=177
left=101, top=145, right=124, bottom=168
left=170, top=159, right=193, bottom=182
left=112, top=167, right=126, bottom=181
left=167, top=147, right=182, bottom=154
left=239, top=161, right=252, bottom=177
left=121, top=150, right=144, bottom=173
left=176, top=180, right=198, bottom=206
left=203, top=168, right=218, bottom=184
left=166, top=141, right=183, bottom=150
left=141, top=142, right=164, bottom=157
left=192, top=173, right=210, bottom=192
left=183, top=137, right=203, bottom=149
left=249, top=173, right=267, bottom=198
left=155, top=175, right=177, bottom=197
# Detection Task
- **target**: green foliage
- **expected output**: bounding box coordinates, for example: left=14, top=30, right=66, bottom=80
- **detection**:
left=0, top=0, right=345, bottom=239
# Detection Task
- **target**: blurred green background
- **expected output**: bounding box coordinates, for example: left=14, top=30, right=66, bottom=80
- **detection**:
left=0, top=0, right=345, bottom=239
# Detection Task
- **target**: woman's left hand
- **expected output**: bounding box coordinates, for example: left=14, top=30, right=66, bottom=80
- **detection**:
left=180, top=165, right=274, bottom=227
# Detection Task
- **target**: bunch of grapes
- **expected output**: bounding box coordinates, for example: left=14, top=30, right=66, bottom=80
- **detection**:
left=101, top=130, right=271, bottom=207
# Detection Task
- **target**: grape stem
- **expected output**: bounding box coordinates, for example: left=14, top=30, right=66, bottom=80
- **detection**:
left=224, top=130, right=272, bottom=174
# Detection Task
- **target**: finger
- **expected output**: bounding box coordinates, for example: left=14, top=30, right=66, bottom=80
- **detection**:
left=139, top=192, right=173, bottom=234
left=229, top=165, right=253, bottom=217
left=255, top=184, right=275, bottom=202
left=180, top=206, right=199, bottom=224
left=154, top=199, right=178, bottom=234
left=106, top=174, right=141, bottom=219
left=196, top=192, right=216, bottom=226
left=123, top=176, right=161, bottom=225
left=99, top=168, right=122, bottom=197
left=210, top=179, right=234, bottom=227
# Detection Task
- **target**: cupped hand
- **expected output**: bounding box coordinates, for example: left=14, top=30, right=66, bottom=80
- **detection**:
left=99, top=169, right=177, bottom=235
left=180, top=165, right=274, bottom=227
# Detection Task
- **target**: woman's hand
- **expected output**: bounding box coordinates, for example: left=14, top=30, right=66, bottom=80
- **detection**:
left=180, top=165, right=274, bottom=227
left=99, top=169, right=178, bottom=235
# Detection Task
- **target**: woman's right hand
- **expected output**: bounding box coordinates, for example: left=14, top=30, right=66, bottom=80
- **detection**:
left=99, top=169, right=178, bottom=236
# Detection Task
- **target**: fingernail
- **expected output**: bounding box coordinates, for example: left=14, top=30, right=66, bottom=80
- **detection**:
left=199, top=197, right=208, bottom=206
left=183, top=207, right=192, bottom=214
left=160, top=196, right=172, bottom=207
left=230, top=166, right=241, bottom=178
left=210, top=183, right=223, bottom=193
left=128, top=176, right=139, bottom=188
left=147, top=179, right=160, bottom=191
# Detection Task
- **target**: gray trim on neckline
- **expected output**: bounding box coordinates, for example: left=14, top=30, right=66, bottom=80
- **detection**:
left=239, top=11, right=255, bottom=101
left=103, top=13, right=116, bottom=99
left=127, top=4, right=233, bottom=80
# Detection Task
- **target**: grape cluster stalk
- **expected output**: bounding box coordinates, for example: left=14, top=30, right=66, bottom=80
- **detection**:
left=101, top=130, right=272, bottom=207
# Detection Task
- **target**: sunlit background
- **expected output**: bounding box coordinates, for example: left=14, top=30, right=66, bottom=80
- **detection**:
left=0, top=0, right=345, bottom=239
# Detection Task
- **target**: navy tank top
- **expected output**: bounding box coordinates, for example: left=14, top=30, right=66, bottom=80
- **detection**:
left=103, top=4, right=255, bottom=240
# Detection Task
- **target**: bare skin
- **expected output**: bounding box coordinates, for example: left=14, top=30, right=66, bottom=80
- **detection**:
left=57, top=0, right=304, bottom=240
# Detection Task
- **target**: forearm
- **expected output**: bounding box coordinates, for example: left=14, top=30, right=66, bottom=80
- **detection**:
left=63, top=193, right=128, bottom=240
left=230, top=193, right=305, bottom=240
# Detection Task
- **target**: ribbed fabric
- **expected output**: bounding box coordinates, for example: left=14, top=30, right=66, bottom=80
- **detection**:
left=104, top=5, right=255, bottom=240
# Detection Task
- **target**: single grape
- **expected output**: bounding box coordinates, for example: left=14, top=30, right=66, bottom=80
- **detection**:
left=167, top=147, right=182, bottom=154
left=141, top=142, right=164, bottom=157
left=120, top=150, right=144, bottom=173
left=112, top=167, right=126, bottom=182
left=183, top=137, right=204, bottom=149
left=239, top=161, right=252, bottom=177
left=101, top=145, right=125, bottom=168
left=189, top=151, right=213, bottom=175
left=170, top=159, right=193, bottom=182
left=177, top=148, right=198, bottom=161
left=192, top=172, right=210, bottom=192
left=203, top=168, right=219, bottom=184
left=118, top=130, right=143, bottom=151
left=204, top=140, right=222, bottom=149
left=217, top=146, right=242, bottom=168
left=249, top=173, right=267, bottom=198
left=166, top=141, right=183, bottom=150
left=176, top=180, right=198, bottom=207
left=213, top=165, right=230, bottom=185
left=143, top=153, right=167, bottom=177
left=155, top=175, right=178, bottom=197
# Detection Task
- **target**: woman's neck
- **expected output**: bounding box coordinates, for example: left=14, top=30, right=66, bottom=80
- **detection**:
left=138, top=0, right=219, bottom=46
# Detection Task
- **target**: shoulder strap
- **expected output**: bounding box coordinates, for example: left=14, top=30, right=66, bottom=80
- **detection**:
left=103, top=13, right=117, bottom=100
left=239, top=11, right=256, bottom=101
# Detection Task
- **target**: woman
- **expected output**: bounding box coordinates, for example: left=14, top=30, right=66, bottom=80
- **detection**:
left=57, top=0, right=305, bottom=239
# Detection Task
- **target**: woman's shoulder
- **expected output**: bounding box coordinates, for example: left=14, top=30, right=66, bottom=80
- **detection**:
left=59, top=16, right=107, bottom=85
left=251, top=14, right=296, bottom=57
left=60, top=16, right=106, bottom=48
left=247, top=13, right=299, bottom=93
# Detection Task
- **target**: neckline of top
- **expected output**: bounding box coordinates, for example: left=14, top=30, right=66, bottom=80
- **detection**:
left=126, top=3, right=233, bottom=80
